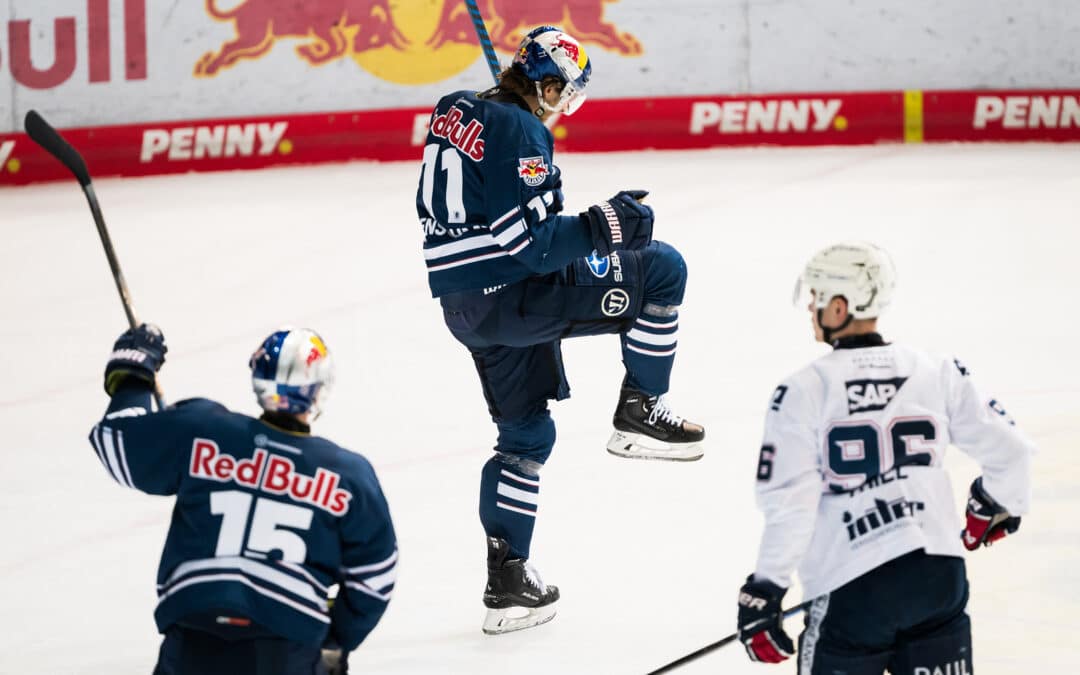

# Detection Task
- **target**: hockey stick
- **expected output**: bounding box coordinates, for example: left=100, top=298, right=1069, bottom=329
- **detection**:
left=24, top=110, right=166, bottom=409
left=645, top=603, right=809, bottom=675
left=464, top=0, right=500, bottom=84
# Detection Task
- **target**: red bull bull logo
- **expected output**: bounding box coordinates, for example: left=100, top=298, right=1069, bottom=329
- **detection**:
left=197, top=0, right=640, bottom=85
left=517, top=156, right=548, bottom=186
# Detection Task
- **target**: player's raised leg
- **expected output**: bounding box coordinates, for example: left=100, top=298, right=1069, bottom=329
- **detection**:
left=608, top=241, right=705, bottom=461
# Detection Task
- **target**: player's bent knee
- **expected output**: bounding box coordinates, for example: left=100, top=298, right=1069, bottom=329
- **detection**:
left=495, top=410, right=556, bottom=467
left=640, top=240, right=688, bottom=307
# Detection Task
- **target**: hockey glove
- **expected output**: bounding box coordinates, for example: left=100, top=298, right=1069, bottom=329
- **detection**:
left=737, top=575, right=795, bottom=664
left=581, top=189, right=653, bottom=257
left=104, top=323, right=167, bottom=396
left=961, top=476, right=1021, bottom=550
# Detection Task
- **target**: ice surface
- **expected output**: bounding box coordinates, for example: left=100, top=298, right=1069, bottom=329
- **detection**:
left=1, top=143, right=1077, bottom=674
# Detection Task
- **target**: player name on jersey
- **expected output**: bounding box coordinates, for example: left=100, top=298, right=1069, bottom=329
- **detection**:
left=189, top=439, right=352, bottom=516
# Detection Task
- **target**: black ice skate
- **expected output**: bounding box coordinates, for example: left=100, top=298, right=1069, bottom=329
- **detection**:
left=482, top=537, right=559, bottom=635
left=607, top=385, right=705, bottom=461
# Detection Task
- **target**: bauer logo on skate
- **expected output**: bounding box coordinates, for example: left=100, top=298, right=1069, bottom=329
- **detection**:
left=973, top=95, right=1080, bottom=129
left=189, top=439, right=352, bottom=516
left=689, top=98, right=844, bottom=134
left=140, top=122, right=289, bottom=163
left=430, top=105, right=485, bottom=161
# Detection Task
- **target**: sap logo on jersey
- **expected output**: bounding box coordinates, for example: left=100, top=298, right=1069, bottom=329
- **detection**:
left=189, top=439, right=352, bottom=516
left=430, top=105, right=485, bottom=161
left=845, top=377, right=907, bottom=414
left=141, top=122, right=288, bottom=163
left=913, top=663, right=971, bottom=675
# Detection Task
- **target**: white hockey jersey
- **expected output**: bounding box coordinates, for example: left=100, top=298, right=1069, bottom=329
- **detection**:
left=753, top=334, right=1033, bottom=599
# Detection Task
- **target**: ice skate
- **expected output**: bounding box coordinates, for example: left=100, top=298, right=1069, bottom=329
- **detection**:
left=607, top=385, right=705, bottom=461
left=482, top=537, right=559, bottom=635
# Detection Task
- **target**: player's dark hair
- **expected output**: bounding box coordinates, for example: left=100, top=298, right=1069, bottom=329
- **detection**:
left=497, top=66, right=564, bottom=101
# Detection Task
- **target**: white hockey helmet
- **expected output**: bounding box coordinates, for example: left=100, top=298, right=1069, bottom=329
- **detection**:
left=249, top=327, right=335, bottom=420
left=795, top=242, right=896, bottom=319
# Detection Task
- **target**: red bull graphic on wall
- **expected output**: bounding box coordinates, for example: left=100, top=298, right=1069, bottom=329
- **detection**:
left=195, top=0, right=641, bottom=84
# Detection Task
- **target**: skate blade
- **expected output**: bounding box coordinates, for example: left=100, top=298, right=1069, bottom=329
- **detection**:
left=606, top=430, right=704, bottom=462
left=482, top=603, right=557, bottom=635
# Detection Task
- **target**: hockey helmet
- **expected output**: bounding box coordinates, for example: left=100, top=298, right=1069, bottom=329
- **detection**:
left=795, top=242, right=896, bottom=319
left=249, top=327, right=335, bottom=419
left=513, top=26, right=592, bottom=115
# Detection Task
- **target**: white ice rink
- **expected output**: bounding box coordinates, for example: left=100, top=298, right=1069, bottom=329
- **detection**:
left=1, top=142, right=1077, bottom=674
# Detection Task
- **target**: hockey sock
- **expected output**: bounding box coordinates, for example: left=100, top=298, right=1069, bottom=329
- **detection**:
left=621, top=305, right=678, bottom=396
left=479, top=456, right=541, bottom=559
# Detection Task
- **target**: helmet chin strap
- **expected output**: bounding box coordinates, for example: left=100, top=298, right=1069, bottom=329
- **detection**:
left=818, top=308, right=854, bottom=345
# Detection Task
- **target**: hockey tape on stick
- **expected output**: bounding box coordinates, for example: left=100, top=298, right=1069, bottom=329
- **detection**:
left=645, top=603, right=809, bottom=675
left=24, top=110, right=166, bottom=409
left=464, top=0, right=500, bottom=84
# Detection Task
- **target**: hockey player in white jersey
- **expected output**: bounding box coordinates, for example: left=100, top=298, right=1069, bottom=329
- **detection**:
left=735, top=242, right=1033, bottom=674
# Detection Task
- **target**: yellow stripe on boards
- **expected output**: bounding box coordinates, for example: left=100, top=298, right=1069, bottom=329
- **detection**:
left=904, top=90, right=925, bottom=143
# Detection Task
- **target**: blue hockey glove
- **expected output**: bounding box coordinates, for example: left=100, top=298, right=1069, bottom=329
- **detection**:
left=104, top=323, right=167, bottom=396
left=582, top=189, right=653, bottom=256
left=737, top=575, right=795, bottom=664
left=961, top=477, right=1021, bottom=550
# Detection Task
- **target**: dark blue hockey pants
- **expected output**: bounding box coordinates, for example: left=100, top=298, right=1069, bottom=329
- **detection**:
left=799, top=549, right=972, bottom=675
left=153, top=625, right=328, bottom=675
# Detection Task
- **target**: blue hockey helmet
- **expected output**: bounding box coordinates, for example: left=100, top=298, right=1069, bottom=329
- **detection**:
left=513, top=26, right=592, bottom=115
left=249, top=327, right=335, bottom=419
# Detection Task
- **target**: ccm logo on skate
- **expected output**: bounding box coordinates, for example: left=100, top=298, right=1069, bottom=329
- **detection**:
left=189, top=439, right=352, bottom=516
left=601, top=288, right=630, bottom=316
left=845, top=377, right=907, bottom=413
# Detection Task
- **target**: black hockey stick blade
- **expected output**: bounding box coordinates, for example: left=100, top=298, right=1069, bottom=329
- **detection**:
left=646, top=603, right=809, bottom=675
left=24, top=110, right=93, bottom=187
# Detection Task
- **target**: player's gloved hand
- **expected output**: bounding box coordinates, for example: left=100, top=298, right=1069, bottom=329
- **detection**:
left=737, top=575, right=795, bottom=664
left=961, top=477, right=1021, bottom=550
left=581, top=189, right=653, bottom=256
left=104, top=323, right=167, bottom=396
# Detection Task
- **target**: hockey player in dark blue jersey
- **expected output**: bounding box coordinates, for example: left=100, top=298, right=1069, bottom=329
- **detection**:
left=416, top=26, right=705, bottom=635
left=89, top=324, right=397, bottom=675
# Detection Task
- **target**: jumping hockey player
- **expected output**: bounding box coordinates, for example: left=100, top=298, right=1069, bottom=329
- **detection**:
left=89, top=324, right=397, bottom=675
left=735, top=242, right=1033, bottom=674
left=416, top=26, right=704, bottom=634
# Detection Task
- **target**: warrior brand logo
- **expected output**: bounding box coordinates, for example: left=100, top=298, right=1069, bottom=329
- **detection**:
left=914, top=662, right=971, bottom=675
left=141, top=122, right=289, bottom=163
left=845, top=377, right=907, bottom=414
left=973, top=95, right=1080, bottom=130
left=598, top=201, right=623, bottom=244
left=109, top=348, right=147, bottom=363
left=586, top=250, right=610, bottom=278
left=430, top=105, right=485, bottom=161
left=190, top=439, right=352, bottom=516
left=843, top=497, right=925, bottom=544
left=737, top=592, right=767, bottom=610
left=601, top=288, right=630, bottom=316
left=518, top=156, right=549, bottom=186
left=690, top=99, right=845, bottom=135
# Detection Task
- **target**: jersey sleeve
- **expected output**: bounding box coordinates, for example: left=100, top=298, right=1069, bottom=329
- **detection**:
left=87, top=382, right=226, bottom=496
left=945, top=358, right=1034, bottom=515
left=753, top=377, right=824, bottom=589
left=482, top=128, right=593, bottom=274
left=331, top=458, right=398, bottom=652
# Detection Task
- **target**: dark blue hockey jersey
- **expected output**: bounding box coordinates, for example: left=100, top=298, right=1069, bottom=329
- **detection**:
left=88, top=384, right=396, bottom=651
left=416, top=89, right=594, bottom=297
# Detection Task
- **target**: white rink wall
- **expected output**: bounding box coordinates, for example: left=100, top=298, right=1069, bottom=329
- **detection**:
left=0, top=0, right=1078, bottom=132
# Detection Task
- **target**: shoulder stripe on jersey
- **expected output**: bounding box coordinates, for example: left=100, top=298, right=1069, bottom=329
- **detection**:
left=115, top=430, right=134, bottom=487
left=90, top=426, right=119, bottom=484
left=361, top=566, right=397, bottom=593
left=163, top=557, right=327, bottom=608
left=101, top=426, right=132, bottom=488
left=158, top=572, right=330, bottom=624
left=345, top=549, right=397, bottom=576
left=490, top=206, right=521, bottom=230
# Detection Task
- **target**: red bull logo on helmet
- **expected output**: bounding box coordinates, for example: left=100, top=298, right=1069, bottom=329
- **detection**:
left=197, top=0, right=640, bottom=85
